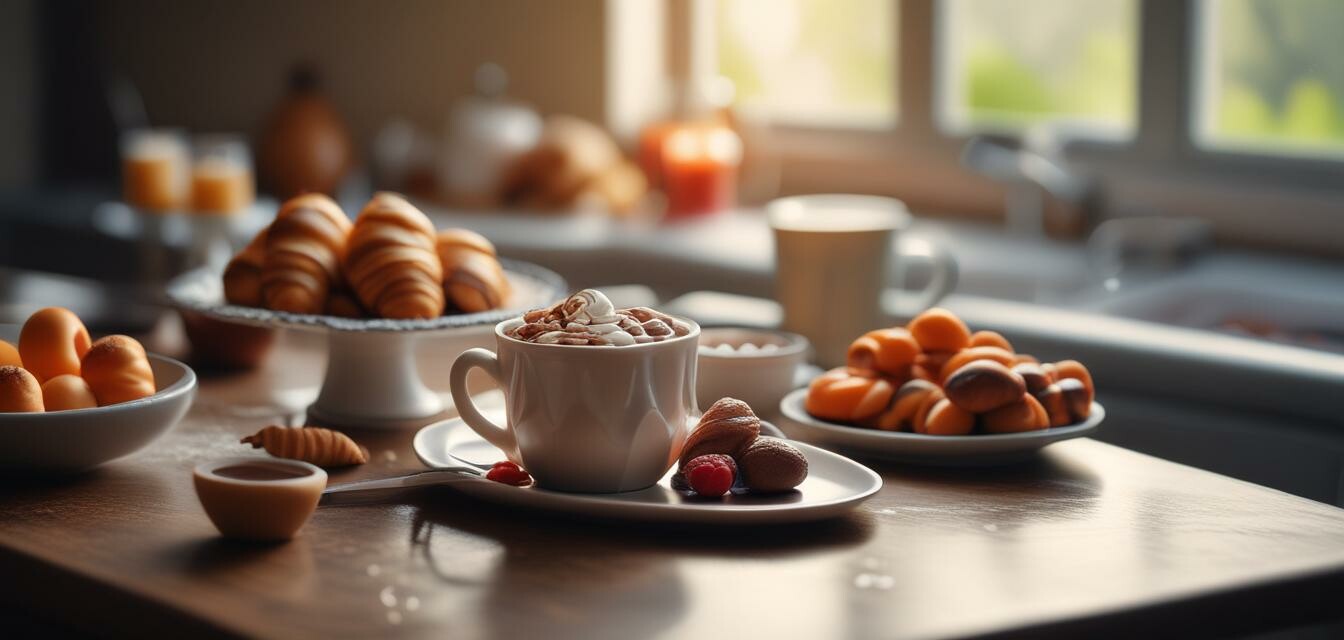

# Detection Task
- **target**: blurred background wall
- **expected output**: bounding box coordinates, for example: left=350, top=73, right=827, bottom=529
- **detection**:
left=0, top=0, right=38, bottom=188
left=16, top=0, right=610, bottom=187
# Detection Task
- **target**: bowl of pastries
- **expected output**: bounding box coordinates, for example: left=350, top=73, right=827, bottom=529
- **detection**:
left=166, top=191, right=565, bottom=428
left=0, top=308, right=196, bottom=473
left=778, top=307, right=1104, bottom=465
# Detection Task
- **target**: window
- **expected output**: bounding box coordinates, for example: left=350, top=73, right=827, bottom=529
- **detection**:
left=939, top=0, right=1138, bottom=136
left=1197, top=0, right=1344, bottom=157
left=716, top=0, right=895, bottom=127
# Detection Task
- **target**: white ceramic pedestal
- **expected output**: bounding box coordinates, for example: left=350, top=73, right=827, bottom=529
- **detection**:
left=306, top=330, right=445, bottom=429
left=166, top=262, right=566, bottom=430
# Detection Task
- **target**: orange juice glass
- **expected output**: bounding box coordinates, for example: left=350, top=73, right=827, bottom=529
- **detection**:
left=122, top=129, right=189, bottom=212
left=191, top=135, right=255, bottom=215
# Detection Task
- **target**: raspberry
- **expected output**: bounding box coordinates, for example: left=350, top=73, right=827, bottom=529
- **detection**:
left=486, top=461, right=532, bottom=486
left=683, top=454, right=736, bottom=497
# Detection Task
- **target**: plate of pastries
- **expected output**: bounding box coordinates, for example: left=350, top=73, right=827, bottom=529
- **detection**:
left=779, top=307, right=1104, bottom=465
left=0, top=308, right=196, bottom=472
left=167, top=191, right=566, bottom=333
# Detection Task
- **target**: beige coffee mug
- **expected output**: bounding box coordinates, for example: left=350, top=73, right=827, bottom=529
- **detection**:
left=769, top=194, right=957, bottom=368
left=449, top=317, right=700, bottom=493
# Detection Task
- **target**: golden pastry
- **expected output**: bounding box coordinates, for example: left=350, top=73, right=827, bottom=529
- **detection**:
left=805, top=367, right=895, bottom=423
left=0, top=339, right=20, bottom=368
left=222, top=225, right=270, bottom=307
left=241, top=425, right=368, bottom=467
left=436, top=229, right=510, bottom=313
left=907, top=307, right=971, bottom=353
left=862, top=379, right=938, bottom=431
left=922, top=399, right=975, bottom=436
left=323, top=288, right=366, bottom=318
left=343, top=192, right=445, bottom=319
left=0, top=365, right=44, bottom=413
left=846, top=328, right=919, bottom=377
left=18, top=307, right=92, bottom=382
left=968, top=330, right=1013, bottom=352
left=982, top=393, right=1050, bottom=434
left=260, top=193, right=352, bottom=314
left=41, top=374, right=98, bottom=411
left=81, top=335, right=156, bottom=406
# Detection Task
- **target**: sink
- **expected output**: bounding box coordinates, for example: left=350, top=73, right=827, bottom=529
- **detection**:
left=1093, top=281, right=1344, bottom=354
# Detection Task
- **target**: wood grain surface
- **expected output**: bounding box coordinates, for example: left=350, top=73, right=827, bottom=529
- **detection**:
left=1, top=328, right=1343, bottom=639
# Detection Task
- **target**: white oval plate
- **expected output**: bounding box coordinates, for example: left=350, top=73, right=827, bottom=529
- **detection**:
left=412, top=410, right=881, bottom=525
left=778, top=388, right=1104, bottom=466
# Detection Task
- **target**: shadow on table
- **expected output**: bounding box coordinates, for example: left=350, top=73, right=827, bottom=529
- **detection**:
left=168, top=535, right=318, bottom=601
left=405, top=494, right=876, bottom=639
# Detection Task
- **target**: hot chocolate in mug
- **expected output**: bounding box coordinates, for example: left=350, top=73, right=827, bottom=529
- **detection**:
left=449, top=317, right=700, bottom=493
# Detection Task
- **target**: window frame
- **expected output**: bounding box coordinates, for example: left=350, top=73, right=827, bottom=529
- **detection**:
left=633, top=0, right=1344, bottom=254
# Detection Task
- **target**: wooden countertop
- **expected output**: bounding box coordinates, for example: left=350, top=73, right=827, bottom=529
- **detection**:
left=1, top=330, right=1343, bottom=639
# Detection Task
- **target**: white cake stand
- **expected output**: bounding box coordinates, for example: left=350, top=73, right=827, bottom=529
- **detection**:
left=166, top=260, right=565, bottom=429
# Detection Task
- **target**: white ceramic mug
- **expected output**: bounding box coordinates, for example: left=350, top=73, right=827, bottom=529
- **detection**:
left=769, top=194, right=958, bottom=368
left=449, top=317, right=700, bottom=493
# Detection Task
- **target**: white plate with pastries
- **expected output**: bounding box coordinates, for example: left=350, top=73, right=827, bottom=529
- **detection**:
left=778, top=388, right=1104, bottom=466
left=166, top=192, right=567, bottom=429
left=0, top=321, right=196, bottom=474
left=404, top=408, right=883, bottom=525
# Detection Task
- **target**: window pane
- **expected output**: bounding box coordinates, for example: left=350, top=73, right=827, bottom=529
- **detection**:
left=717, top=0, right=895, bottom=127
left=940, top=0, right=1137, bottom=136
left=1198, top=0, right=1344, bottom=156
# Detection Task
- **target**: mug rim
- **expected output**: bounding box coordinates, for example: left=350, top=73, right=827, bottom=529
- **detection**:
left=494, top=315, right=701, bottom=350
left=766, top=194, right=911, bottom=232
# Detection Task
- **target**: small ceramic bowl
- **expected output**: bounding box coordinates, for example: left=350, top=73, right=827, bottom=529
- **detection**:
left=194, top=457, right=327, bottom=541
left=697, top=328, right=809, bottom=417
left=0, top=335, right=197, bottom=473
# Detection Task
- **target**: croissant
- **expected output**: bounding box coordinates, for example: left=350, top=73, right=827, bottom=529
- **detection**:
left=324, top=288, right=367, bottom=319
left=678, top=397, right=761, bottom=467
left=846, top=328, right=919, bottom=377
left=343, top=193, right=445, bottom=319
left=80, top=335, right=156, bottom=406
left=260, top=194, right=352, bottom=314
left=241, top=425, right=368, bottom=467
left=222, top=225, right=269, bottom=307
left=804, top=367, right=894, bottom=423
left=436, top=229, right=510, bottom=313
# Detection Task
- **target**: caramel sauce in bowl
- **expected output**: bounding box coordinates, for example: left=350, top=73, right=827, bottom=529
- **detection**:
left=193, top=458, right=327, bottom=541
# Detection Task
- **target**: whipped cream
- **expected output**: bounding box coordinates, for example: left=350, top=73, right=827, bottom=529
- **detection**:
left=508, top=289, right=692, bottom=346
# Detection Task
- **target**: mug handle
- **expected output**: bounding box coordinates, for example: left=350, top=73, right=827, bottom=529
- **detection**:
left=448, top=348, right=518, bottom=457
left=884, top=236, right=959, bottom=320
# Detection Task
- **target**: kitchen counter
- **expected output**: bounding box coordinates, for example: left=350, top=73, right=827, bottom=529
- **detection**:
left=2, top=330, right=1344, bottom=639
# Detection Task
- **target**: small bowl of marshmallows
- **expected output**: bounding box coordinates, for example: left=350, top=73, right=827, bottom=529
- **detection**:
left=697, top=328, right=810, bottom=419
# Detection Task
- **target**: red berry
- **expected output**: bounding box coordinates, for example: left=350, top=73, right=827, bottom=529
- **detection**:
left=486, top=460, right=532, bottom=486
left=683, top=454, right=736, bottom=497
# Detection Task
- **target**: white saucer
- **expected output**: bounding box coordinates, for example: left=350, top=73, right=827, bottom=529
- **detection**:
left=778, top=388, right=1105, bottom=466
left=412, top=410, right=881, bottom=525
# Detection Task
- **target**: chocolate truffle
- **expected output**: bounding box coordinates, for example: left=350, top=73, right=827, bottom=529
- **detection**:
left=738, top=437, right=808, bottom=493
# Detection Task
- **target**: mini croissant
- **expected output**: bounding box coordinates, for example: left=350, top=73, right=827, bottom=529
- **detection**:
left=260, top=194, right=352, bottom=314
left=343, top=193, right=445, bottom=319
left=678, top=397, right=761, bottom=467
left=223, top=225, right=270, bottom=307
left=436, top=229, right=510, bottom=313
left=241, top=425, right=368, bottom=467
left=804, top=367, right=895, bottom=423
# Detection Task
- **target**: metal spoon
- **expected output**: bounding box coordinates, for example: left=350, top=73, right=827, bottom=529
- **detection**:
left=320, top=466, right=484, bottom=507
